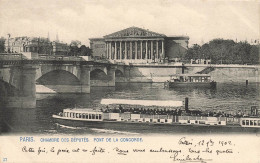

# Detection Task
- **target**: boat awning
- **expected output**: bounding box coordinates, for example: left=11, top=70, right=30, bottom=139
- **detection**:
left=100, top=99, right=183, bottom=107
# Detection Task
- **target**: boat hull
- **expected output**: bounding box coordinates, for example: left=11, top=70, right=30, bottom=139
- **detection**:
left=53, top=115, right=260, bottom=134
left=165, top=81, right=217, bottom=88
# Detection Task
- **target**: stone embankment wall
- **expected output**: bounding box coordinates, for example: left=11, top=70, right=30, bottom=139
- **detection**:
left=119, top=64, right=259, bottom=83
left=185, top=65, right=259, bottom=83
left=125, top=66, right=182, bottom=82
left=209, top=68, right=259, bottom=83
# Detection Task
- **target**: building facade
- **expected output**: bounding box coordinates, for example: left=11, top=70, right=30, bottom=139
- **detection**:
left=5, top=37, right=52, bottom=54
left=5, top=36, right=69, bottom=55
left=52, top=41, right=69, bottom=55
left=89, top=27, right=189, bottom=63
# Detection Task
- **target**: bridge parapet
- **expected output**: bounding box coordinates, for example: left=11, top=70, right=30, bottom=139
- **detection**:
left=0, top=53, right=93, bottom=62
left=0, top=53, right=23, bottom=60
left=37, top=55, right=84, bottom=61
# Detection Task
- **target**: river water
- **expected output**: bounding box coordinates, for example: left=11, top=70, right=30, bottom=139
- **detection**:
left=1, top=82, right=259, bottom=135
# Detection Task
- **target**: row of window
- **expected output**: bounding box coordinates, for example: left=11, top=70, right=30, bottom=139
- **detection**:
left=186, top=120, right=222, bottom=125
left=131, top=118, right=170, bottom=123
left=241, top=120, right=260, bottom=126
left=63, top=112, right=102, bottom=120
left=154, top=119, right=168, bottom=123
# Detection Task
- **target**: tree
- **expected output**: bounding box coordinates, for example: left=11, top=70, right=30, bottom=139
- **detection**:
left=249, top=45, right=259, bottom=64
left=79, top=45, right=92, bottom=56
left=70, top=40, right=81, bottom=47
left=201, top=43, right=210, bottom=59
left=69, top=45, right=79, bottom=56
left=185, top=38, right=258, bottom=65
left=69, top=40, right=82, bottom=56
left=184, top=44, right=201, bottom=60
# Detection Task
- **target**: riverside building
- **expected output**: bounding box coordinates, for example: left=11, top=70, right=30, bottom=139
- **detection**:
left=5, top=36, right=69, bottom=55
left=89, top=26, right=189, bottom=63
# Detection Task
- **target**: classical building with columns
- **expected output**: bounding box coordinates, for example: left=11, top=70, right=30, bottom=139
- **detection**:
left=89, top=26, right=189, bottom=63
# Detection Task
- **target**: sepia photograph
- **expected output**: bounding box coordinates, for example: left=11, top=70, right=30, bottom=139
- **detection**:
left=0, top=0, right=259, bottom=162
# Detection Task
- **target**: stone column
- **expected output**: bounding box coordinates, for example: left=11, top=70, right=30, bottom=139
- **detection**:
left=111, top=42, right=113, bottom=60
left=125, top=41, right=127, bottom=59
left=130, top=42, right=132, bottom=60
left=150, top=40, right=153, bottom=60
left=145, top=41, right=148, bottom=62
left=114, top=41, right=117, bottom=60
left=120, top=41, right=122, bottom=61
left=140, top=41, right=143, bottom=59
left=106, top=42, right=109, bottom=59
left=162, top=40, right=165, bottom=60
left=156, top=40, right=159, bottom=61
left=109, top=42, right=112, bottom=60
left=80, top=66, right=91, bottom=93
left=135, top=41, right=137, bottom=60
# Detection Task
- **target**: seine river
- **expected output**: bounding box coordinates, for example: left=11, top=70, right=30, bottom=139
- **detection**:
left=1, top=82, right=259, bottom=135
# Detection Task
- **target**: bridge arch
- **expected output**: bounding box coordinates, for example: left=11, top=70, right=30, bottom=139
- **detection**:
left=35, top=70, right=86, bottom=93
left=90, top=69, right=109, bottom=80
left=90, top=67, right=107, bottom=75
left=36, top=65, right=79, bottom=81
left=115, top=66, right=125, bottom=76
left=90, top=67, right=117, bottom=87
left=36, top=70, right=80, bottom=85
left=115, top=69, right=124, bottom=77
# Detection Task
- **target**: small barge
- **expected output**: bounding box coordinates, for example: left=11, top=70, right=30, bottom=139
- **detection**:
left=164, top=74, right=217, bottom=88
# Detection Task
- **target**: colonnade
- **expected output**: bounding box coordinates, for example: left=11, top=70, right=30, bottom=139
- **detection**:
left=106, top=40, right=165, bottom=62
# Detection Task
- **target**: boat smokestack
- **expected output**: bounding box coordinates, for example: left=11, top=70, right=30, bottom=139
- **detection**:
left=185, top=97, right=189, bottom=111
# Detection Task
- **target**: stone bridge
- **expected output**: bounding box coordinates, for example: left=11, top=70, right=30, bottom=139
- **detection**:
left=0, top=59, right=128, bottom=108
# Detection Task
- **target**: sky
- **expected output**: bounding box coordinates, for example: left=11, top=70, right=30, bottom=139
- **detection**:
left=0, top=0, right=259, bottom=46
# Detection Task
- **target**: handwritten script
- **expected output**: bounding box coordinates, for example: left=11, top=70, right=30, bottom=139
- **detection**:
left=21, top=137, right=236, bottom=162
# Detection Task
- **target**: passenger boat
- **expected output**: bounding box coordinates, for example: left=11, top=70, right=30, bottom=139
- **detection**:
left=52, top=99, right=260, bottom=132
left=52, top=99, right=183, bottom=127
left=164, top=74, right=217, bottom=88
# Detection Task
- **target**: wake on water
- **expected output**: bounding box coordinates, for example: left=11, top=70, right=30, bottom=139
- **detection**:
left=55, top=123, right=139, bottom=135
left=56, top=123, right=88, bottom=130
left=90, top=128, right=140, bottom=135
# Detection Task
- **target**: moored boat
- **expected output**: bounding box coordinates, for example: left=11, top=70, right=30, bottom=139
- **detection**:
left=164, top=74, right=217, bottom=88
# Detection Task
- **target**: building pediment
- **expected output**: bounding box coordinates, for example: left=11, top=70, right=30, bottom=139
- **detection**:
left=104, top=26, right=166, bottom=38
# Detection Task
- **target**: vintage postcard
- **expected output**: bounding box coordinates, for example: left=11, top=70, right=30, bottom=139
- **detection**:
left=0, top=0, right=259, bottom=162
